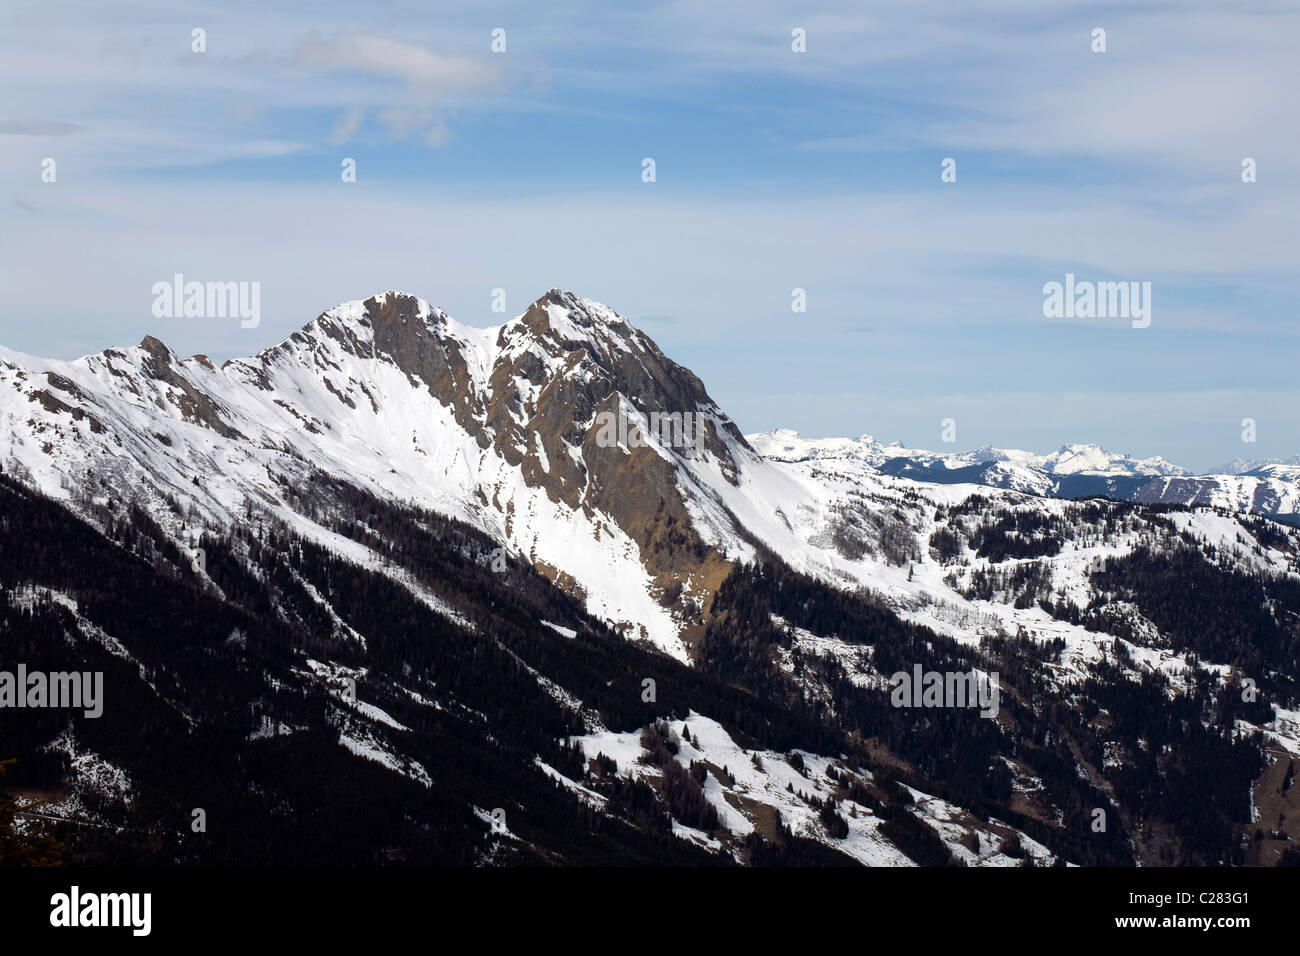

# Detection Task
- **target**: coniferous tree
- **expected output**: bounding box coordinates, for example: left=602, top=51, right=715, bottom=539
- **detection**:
left=0, top=755, right=63, bottom=866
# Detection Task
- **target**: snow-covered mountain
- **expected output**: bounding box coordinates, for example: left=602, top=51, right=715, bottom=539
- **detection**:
left=2, top=290, right=753, bottom=658
left=4, top=289, right=1300, bottom=867
left=749, top=428, right=1300, bottom=522
left=1215, top=455, right=1300, bottom=476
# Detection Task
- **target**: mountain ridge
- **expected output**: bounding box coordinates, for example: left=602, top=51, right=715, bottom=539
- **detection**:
left=4, top=288, right=1300, bottom=867
left=0, top=289, right=759, bottom=659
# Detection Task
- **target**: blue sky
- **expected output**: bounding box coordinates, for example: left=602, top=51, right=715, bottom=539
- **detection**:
left=1, top=0, right=1297, bottom=470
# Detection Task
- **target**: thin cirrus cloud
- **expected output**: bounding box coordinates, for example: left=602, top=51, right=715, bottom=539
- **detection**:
left=102, top=133, right=312, bottom=169
left=329, top=106, right=365, bottom=146
left=0, top=119, right=83, bottom=136
left=292, top=33, right=503, bottom=147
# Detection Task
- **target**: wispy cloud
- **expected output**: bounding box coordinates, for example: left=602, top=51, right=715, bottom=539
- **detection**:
left=0, top=119, right=83, bottom=136
left=292, top=34, right=499, bottom=93
left=328, top=105, right=365, bottom=146
left=293, top=33, right=502, bottom=146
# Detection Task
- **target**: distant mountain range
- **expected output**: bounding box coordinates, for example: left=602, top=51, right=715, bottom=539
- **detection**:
left=749, top=430, right=1300, bottom=525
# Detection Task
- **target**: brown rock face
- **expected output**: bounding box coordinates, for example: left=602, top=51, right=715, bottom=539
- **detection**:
left=480, top=290, right=748, bottom=651
left=136, top=336, right=244, bottom=440
left=294, top=290, right=753, bottom=653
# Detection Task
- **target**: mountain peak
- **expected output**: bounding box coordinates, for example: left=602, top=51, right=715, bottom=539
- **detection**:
left=282, top=290, right=642, bottom=365
left=138, top=333, right=175, bottom=365
left=515, top=289, right=636, bottom=346
left=259, top=291, right=458, bottom=374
